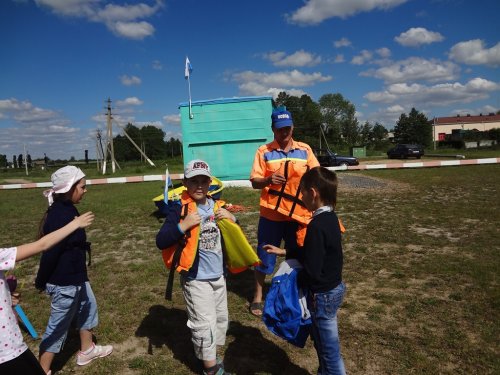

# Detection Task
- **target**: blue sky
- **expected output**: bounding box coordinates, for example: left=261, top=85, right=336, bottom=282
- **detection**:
left=1, top=0, right=499, bottom=160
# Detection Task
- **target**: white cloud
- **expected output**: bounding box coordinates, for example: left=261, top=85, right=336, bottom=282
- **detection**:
left=264, top=50, right=322, bottom=67
left=34, top=0, right=163, bottom=40
left=232, top=80, right=307, bottom=98
left=0, top=98, right=89, bottom=159
left=93, top=97, right=145, bottom=130
left=394, top=27, right=444, bottom=47
left=365, top=105, right=414, bottom=126
left=449, top=39, right=500, bottom=67
left=364, top=77, right=500, bottom=108
left=94, top=1, right=161, bottom=22
left=376, top=47, right=391, bottom=58
left=116, top=97, right=143, bottom=106
left=0, top=98, right=68, bottom=126
left=236, top=82, right=269, bottom=96
left=386, top=104, right=405, bottom=113
left=0, top=98, right=33, bottom=111
left=350, top=48, right=391, bottom=66
left=268, top=88, right=307, bottom=98
left=135, top=121, right=162, bottom=128
left=451, top=105, right=499, bottom=116
left=111, top=21, right=154, bottom=40
left=334, top=37, right=351, bottom=48
left=360, top=57, right=460, bottom=83
left=152, top=60, right=163, bottom=70
left=233, top=70, right=332, bottom=90
left=92, top=111, right=134, bottom=128
left=34, top=0, right=99, bottom=18
left=351, top=50, right=373, bottom=65
left=163, top=114, right=181, bottom=125
left=288, top=0, right=408, bottom=25
left=162, top=114, right=182, bottom=139
left=333, top=54, right=345, bottom=63
left=120, top=75, right=142, bottom=86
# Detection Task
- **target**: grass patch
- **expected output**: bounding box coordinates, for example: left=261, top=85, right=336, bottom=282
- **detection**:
left=0, top=164, right=499, bottom=374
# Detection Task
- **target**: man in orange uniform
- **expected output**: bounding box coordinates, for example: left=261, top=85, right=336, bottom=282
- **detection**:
left=249, top=109, right=319, bottom=316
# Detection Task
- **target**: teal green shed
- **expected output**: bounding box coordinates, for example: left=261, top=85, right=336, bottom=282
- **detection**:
left=179, top=96, right=273, bottom=180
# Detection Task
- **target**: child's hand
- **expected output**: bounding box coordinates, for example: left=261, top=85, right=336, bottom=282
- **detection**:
left=216, top=208, right=236, bottom=222
left=75, top=212, right=95, bottom=228
left=11, top=292, right=20, bottom=307
left=264, top=244, right=286, bottom=256
left=181, top=212, right=201, bottom=231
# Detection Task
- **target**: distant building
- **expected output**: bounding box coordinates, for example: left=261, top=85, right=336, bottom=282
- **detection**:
left=432, top=113, right=500, bottom=142
left=33, top=160, right=47, bottom=169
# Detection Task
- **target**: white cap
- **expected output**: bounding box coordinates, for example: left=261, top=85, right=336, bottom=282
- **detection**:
left=43, top=166, right=85, bottom=205
left=184, top=159, right=211, bottom=179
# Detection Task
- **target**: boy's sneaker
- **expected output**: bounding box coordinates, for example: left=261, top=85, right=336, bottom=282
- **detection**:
left=76, top=343, right=113, bottom=366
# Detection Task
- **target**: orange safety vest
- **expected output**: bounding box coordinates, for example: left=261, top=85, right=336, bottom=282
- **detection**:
left=259, top=157, right=312, bottom=246
left=260, top=158, right=312, bottom=225
left=162, top=192, right=224, bottom=274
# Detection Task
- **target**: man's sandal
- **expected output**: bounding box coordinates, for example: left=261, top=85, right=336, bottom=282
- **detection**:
left=249, top=302, right=264, bottom=317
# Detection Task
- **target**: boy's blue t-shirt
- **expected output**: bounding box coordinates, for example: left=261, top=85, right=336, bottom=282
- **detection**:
left=187, top=199, right=223, bottom=280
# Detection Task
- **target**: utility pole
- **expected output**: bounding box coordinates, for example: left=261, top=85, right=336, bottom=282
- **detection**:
left=98, top=97, right=155, bottom=171
left=102, top=98, right=117, bottom=174
left=96, top=129, right=104, bottom=171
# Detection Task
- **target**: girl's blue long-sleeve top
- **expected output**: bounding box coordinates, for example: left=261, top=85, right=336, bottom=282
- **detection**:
left=35, top=200, right=89, bottom=289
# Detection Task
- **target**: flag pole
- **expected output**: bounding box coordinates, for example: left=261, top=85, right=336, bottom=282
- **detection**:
left=188, top=74, right=193, bottom=119
left=185, top=56, right=193, bottom=119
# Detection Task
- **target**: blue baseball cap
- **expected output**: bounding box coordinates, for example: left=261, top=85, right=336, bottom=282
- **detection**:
left=271, top=109, right=293, bottom=129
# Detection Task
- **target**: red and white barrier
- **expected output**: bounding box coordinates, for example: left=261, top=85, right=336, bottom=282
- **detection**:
left=0, top=159, right=498, bottom=190
left=331, top=157, right=500, bottom=171
left=0, top=174, right=184, bottom=190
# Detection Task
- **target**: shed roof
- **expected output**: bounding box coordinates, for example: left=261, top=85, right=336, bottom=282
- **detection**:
left=433, top=113, right=500, bottom=125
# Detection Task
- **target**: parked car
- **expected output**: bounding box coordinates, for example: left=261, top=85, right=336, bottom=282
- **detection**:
left=313, top=149, right=359, bottom=167
left=387, top=144, right=424, bottom=159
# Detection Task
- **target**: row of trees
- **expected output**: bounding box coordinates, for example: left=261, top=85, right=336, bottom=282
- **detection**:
left=274, top=92, right=433, bottom=149
left=112, top=124, right=182, bottom=161
left=0, top=154, right=34, bottom=168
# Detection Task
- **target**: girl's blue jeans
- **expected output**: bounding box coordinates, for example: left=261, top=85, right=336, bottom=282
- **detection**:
left=309, top=282, right=346, bottom=375
left=39, top=282, right=98, bottom=353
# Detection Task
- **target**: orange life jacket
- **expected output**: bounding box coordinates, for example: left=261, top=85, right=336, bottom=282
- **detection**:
left=162, top=192, right=223, bottom=274
left=260, top=158, right=313, bottom=226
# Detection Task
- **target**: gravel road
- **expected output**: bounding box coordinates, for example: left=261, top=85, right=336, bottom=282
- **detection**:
left=338, top=173, right=388, bottom=189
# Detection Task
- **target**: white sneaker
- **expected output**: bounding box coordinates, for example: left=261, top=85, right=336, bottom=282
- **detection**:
left=76, top=343, right=113, bottom=366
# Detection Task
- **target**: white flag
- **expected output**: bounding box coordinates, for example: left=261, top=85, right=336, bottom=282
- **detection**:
left=185, top=57, right=193, bottom=79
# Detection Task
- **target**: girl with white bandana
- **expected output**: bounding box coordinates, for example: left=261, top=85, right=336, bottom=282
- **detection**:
left=35, top=166, right=113, bottom=374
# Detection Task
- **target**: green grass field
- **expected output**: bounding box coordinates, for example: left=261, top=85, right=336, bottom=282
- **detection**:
left=0, top=164, right=499, bottom=374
